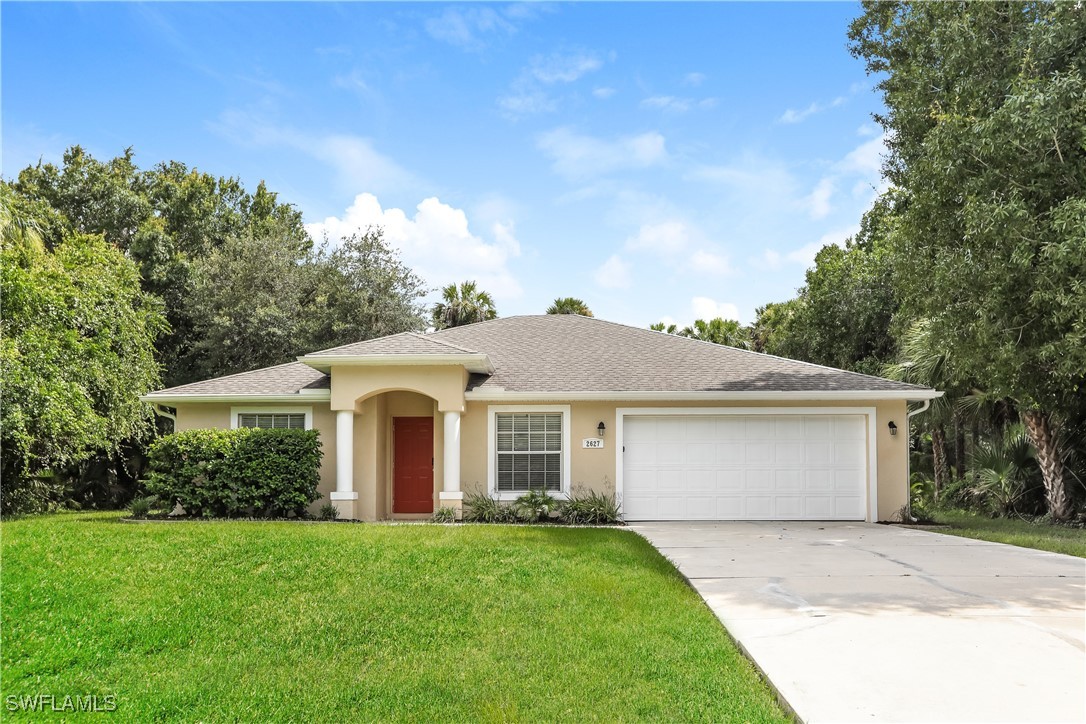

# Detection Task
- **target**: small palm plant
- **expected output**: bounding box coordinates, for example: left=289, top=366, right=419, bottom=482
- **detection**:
left=968, top=424, right=1037, bottom=515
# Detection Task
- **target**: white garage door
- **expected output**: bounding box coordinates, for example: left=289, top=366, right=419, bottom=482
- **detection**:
left=621, top=414, right=869, bottom=521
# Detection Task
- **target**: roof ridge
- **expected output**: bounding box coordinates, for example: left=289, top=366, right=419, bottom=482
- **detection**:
left=306, top=330, right=419, bottom=356
left=569, top=315, right=933, bottom=391
left=407, top=331, right=479, bottom=354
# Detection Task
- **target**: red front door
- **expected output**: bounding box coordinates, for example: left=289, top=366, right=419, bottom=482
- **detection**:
left=393, top=417, right=434, bottom=514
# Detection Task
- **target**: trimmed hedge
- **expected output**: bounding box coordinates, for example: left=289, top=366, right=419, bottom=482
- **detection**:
left=145, top=428, right=322, bottom=518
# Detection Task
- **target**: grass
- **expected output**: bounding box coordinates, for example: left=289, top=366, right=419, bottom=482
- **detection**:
left=924, top=509, right=1086, bottom=558
left=1, top=513, right=787, bottom=722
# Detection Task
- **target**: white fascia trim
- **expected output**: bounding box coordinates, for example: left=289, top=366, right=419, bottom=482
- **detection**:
left=140, top=393, right=330, bottom=404
left=230, top=406, right=314, bottom=430
left=466, top=389, right=942, bottom=402
left=615, top=406, right=880, bottom=524
left=487, top=404, right=572, bottom=500
left=299, top=353, right=495, bottom=375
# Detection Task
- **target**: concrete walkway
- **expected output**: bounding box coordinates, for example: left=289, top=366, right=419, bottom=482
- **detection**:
left=630, top=521, right=1085, bottom=723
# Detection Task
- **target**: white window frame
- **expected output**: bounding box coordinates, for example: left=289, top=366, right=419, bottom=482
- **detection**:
left=230, top=406, right=314, bottom=431
left=615, top=406, right=879, bottom=523
left=487, top=405, right=571, bottom=500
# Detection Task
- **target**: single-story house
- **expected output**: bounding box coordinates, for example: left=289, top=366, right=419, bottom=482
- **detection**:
left=142, top=314, right=940, bottom=522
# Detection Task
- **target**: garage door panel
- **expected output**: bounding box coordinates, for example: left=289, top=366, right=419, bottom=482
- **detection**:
left=622, top=414, right=868, bottom=521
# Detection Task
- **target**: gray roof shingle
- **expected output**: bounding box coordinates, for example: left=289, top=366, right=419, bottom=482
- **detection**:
left=145, top=362, right=329, bottom=398
left=430, top=315, right=930, bottom=394
left=146, top=315, right=934, bottom=398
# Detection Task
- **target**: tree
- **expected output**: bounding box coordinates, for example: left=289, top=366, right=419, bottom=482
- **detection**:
left=547, top=297, right=593, bottom=316
left=1, top=210, right=167, bottom=512
left=189, top=229, right=428, bottom=380
left=431, top=280, right=497, bottom=329
left=850, top=2, right=1086, bottom=519
left=751, top=300, right=802, bottom=356
left=650, top=322, right=678, bottom=334
left=665, top=318, right=751, bottom=349
left=15, top=147, right=310, bottom=387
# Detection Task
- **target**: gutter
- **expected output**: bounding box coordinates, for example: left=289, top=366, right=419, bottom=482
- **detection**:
left=904, top=399, right=933, bottom=522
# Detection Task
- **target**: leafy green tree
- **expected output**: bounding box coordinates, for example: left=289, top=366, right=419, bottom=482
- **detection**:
left=679, top=318, right=752, bottom=349
left=850, top=2, right=1086, bottom=519
left=547, top=297, right=593, bottom=316
left=750, top=299, right=802, bottom=356
left=190, top=229, right=427, bottom=380
left=14, top=147, right=309, bottom=386
left=431, top=280, right=497, bottom=329
left=1, top=213, right=167, bottom=512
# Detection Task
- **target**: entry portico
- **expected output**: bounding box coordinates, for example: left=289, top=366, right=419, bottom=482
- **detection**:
left=300, top=337, right=495, bottom=520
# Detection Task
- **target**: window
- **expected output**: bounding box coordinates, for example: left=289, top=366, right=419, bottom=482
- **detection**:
left=495, top=412, right=563, bottom=492
left=237, top=413, right=306, bottom=429
left=230, top=407, right=313, bottom=431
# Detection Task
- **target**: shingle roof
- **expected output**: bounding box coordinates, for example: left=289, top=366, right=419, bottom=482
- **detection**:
left=429, top=315, right=931, bottom=394
left=145, top=362, right=329, bottom=398
left=146, top=315, right=935, bottom=398
left=309, top=332, right=479, bottom=356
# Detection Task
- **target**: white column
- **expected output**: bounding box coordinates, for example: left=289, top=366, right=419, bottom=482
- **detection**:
left=331, top=411, right=357, bottom=517
left=442, top=410, right=462, bottom=495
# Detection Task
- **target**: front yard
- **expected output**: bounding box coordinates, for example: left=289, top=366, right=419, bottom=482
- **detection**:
left=2, top=513, right=786, bottom=722
left=925, top=509, right=1086, bottom=558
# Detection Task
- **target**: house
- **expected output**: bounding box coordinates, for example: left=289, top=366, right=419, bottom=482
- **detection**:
left=142, top=315, right=940, bottom=522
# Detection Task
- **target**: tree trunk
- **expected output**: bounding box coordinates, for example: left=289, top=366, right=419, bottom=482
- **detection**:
left=1021, top=409, right=1073, bottom=521
left=954, top=412, right=967, bottom=481
left=931, top=424, right=950, bottom=500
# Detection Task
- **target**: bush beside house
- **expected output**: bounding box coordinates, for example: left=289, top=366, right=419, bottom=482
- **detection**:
left=145, top=428, right=322, bottom=518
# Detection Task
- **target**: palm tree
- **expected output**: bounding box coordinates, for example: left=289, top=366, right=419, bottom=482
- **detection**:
left=678, top=318, right=751, bottom=350
left=650, top=322, right=678, bottom=334
left=431, top=280, right=497, bottom=329
left=546, top=297, right=593, bottom=316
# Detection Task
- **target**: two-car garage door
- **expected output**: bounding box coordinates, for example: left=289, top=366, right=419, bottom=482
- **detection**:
left=621, top=413, right=870, bottom=521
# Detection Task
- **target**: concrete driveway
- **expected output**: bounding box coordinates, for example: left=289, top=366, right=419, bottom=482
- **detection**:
left=630, top=522, right=1085, bottom=723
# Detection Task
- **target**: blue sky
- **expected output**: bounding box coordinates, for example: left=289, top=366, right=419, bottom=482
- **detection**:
left=3, top=2, right=886, bottom=328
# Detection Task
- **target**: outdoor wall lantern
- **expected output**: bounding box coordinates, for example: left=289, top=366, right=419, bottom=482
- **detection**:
left=888, top=421, right=898, bottom=436
left=597, top=421, right=606, bottom=437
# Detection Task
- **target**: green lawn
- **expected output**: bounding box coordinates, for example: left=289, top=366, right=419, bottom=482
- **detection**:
left=924, top=509, right=1086, bottom=558
left=1, top=513, right=786, bottom=722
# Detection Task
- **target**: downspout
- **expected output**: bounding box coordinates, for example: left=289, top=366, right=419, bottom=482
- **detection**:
left=151, top=404, right=177, bottom=431
left=904, top=399, right=932, bottom=522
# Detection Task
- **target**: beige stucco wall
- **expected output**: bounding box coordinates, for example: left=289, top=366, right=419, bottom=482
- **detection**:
left=172, top=395, right=910, bottom=522
left=330, top=365, right=467, bottom=412
left=459, top=398, right=909, bottom=521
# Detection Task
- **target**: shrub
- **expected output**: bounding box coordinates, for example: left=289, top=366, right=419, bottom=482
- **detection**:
left=462, top=491, right=516, bottom=523
left=318, top=502, right=340, bottom=521
left=513, top=490, right=560, bottom=523
left=128, top=495, right=156, bottom=519
left=559, top=490, right=621, bottom=525
left=145, top=428, right=322, bottom=518
left=431, top=506, right=457, bottom=523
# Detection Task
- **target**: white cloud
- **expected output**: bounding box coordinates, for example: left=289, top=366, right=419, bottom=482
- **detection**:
left=529, top=51, right=602, bottom=84
left=625, top=221, right=690, bottom=253
left=306, top=193, right=522, bottom=298
left=682, top=72, right=706, bottom=87
left=640, top=95, right=717, bottom=114
left=593, top=86, right=616, bottom=99
left=691, top=296, right=740, bottom=323
left=209, top=110, right=415, bottom=195
left=778, top=95, right=846, bottom=125
left=499, top=49, right=606, bottom=118
left=857, top=123, right=880, bottom=138
left=688, top=250, right=733, bottom=276
left=425, top=7, right=516, bottom=50
left=804, top=177, right=836, bottom=219
left=836, top=135, right=885, bottom=177
left=594, top=254, right=632, bottom=289
left=537, top=127, right=668, bottom=180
